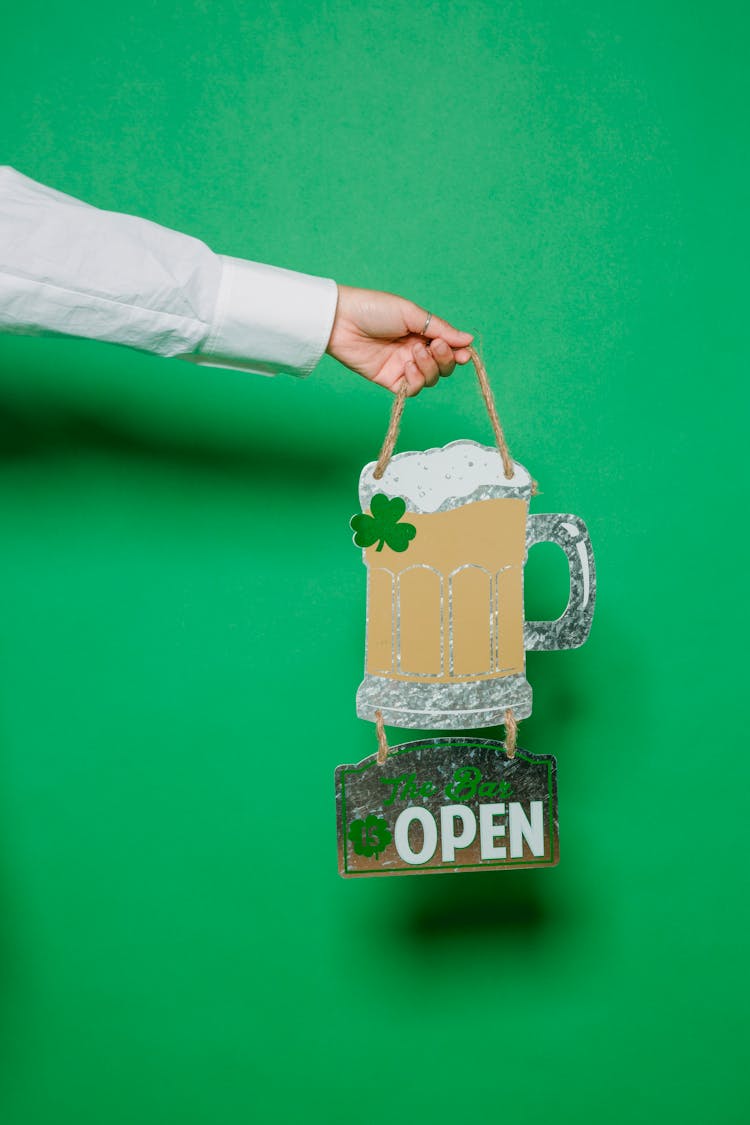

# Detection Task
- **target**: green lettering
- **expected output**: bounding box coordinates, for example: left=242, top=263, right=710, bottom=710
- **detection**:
left=445, top=766, right=481, bottom=801
left=380, top=771, right=420, bottom=806
left=379, top=776, right=402, bottom=806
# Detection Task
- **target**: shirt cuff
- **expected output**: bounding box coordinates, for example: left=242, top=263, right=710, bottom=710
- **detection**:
left=188, top=254, right=339, bottom=378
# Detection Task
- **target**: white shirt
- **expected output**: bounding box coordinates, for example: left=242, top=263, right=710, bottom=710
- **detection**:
left=0, top=165, right=339, bottom=378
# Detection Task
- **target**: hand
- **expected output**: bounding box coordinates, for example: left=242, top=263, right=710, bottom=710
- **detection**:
left=325, top=284, right=474, bottom=396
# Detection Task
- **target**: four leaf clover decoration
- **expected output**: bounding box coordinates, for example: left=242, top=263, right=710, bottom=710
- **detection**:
left=350, top=493, right=417, bottom=553
left=348, top=815, right=393, bottom=860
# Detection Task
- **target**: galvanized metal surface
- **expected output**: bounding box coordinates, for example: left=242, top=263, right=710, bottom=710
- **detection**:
left=356, top=672, right=533, bottom=728
left=524, top=512, right=596, bottom=652
left=336, top=738, right=558, bottom=877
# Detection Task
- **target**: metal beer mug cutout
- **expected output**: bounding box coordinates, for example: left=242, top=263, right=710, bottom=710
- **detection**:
left=353, top=439, right=595, bottom=729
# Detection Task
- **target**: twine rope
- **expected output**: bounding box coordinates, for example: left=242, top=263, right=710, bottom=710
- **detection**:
left=504, top=708, right=518, bottom=758
left=471, top=346, right=515, bottom=480
left=375, top=709, right=389, bottom=765
left=376, top=708, right=518, bottom=760
left=373, top=344, right=523, bottom=483
left=373, top=382, right=407, bottom=480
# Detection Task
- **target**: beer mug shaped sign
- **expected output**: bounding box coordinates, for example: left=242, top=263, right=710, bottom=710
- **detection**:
left=339, top=353, right=596, bottom=877
left=351, top=439, right=596, bottom=731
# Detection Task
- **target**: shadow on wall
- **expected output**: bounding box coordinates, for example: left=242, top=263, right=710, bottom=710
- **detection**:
left=0, top=390, right=354, bottom=489
left=405, top=868, right=557, bottom=940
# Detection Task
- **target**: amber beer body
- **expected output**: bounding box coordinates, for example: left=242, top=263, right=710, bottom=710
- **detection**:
left=365, top=497, right=526, bottom=683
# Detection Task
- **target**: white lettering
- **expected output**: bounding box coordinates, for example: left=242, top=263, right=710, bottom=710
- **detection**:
left=394, top=807, right=438, bottom=865
left=440, top=805, right=476, bottom=862
left=479, top=803, right=507, bottom=859
left=509, top=801, right=545, bottom=858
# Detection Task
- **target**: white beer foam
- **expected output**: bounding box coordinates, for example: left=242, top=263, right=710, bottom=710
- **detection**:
left=359, top=439, right=532, bottom=515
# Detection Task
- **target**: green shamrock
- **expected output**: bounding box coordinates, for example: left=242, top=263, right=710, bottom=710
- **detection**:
left=348, top=815, right=393, bottom=860
left=350, top=494, right=417, bottom=553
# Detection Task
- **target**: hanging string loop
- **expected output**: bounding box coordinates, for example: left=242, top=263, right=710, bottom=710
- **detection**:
left=373, top=344, right=534, bottom=492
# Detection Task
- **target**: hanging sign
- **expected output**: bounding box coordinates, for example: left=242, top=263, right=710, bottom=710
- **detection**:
left=350, top=439, right=596, bottom=731
left=339, top=347, right=594, bottom=878
left=335, top=737, right=558, bottom=877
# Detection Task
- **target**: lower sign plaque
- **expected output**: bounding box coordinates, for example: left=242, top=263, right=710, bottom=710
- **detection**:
left=336, top=738, right=558, bottom=877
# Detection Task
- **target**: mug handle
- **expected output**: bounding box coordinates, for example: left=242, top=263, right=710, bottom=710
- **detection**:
left=524, top=513, right=596, bottom=652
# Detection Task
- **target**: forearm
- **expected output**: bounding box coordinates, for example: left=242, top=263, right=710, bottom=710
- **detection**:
left=0, top=166, right=338, bottom=377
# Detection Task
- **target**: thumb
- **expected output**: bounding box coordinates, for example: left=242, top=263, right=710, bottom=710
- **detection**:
left=405, top=303, right=474, bottom=347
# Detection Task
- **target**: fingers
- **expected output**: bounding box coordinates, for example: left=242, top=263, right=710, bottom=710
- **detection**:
left=403, top=361, right=424, bottom=396
left=414, top=337, right=471, bottom=380
left=411, top=342, right=441, bottom=388
left=425, top=317, right=474, bottom=349
left=429, top=338, right=459, bottom=377
left=405, top=303, right=474, bottom=349
left=401, top=336, right=474, bottom=396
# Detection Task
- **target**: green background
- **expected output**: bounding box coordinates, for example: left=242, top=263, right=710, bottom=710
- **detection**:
left=1, top=2, right=746, bottom=1121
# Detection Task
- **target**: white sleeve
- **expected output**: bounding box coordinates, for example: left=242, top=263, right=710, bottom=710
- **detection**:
left=0, top=166, right=339, bottom=378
